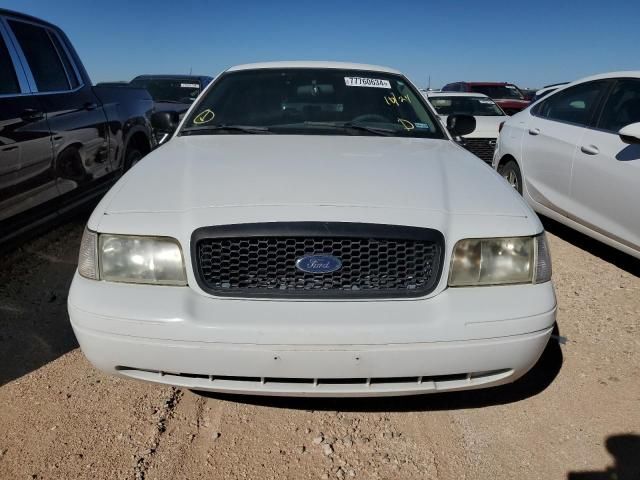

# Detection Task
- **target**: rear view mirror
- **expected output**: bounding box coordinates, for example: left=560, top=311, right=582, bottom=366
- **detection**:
left=619, top=122, right=640, bottom=144
left=151, top=111, right=180, bottom=134
left=296, top=84, right=335, bottom=96
left=447, top=114, right=476, bottom=137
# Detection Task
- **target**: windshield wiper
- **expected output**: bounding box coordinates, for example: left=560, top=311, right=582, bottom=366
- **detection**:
left=181, top=125, right=272, bottom=135
left=302, top=121, right=396, bottom=136
left=155, top=99, right=186, bottom=104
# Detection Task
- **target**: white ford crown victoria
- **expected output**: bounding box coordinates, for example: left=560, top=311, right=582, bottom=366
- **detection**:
left=68, top=62, right=556, bottom=397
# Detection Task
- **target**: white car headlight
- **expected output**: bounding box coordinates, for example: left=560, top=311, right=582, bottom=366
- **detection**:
left=100, top=234, right=187, bottom=285
left=449, top=234, right=551, bottom=287
left=77, top=229, right=187, bottom=286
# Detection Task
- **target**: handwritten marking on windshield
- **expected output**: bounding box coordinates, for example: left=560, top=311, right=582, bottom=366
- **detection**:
left=384, top=93, right=411, bottom=106
left=397, top=118, right=415, bottom=131
left=193, top=109, right=215, bottom=125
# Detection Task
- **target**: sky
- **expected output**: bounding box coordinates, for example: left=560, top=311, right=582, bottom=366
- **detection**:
left=3, top=0, right=639, bottom=89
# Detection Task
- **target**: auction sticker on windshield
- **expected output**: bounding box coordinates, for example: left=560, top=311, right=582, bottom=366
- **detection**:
left=181, top=83, right=199, bottom=88
left=344, top=77, right=391, bottom=88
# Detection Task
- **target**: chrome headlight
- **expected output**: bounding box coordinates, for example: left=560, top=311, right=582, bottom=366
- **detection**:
left=449, top=234, right=551, bottom=287
left=77, top=229, right=187, bottom=286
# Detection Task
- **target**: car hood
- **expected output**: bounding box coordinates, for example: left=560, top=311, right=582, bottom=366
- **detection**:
left=467, top=115, right=508, bottom=137
left=439, top=115, right=507, bottom=138
left=103, top=135, right=528, bottom=217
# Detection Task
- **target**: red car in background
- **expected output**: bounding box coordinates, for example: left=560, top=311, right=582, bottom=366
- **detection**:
left=441, top=82, right=530, bottom=115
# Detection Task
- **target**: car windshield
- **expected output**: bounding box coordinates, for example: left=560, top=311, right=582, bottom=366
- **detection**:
left=130, top=78, right=201, bottom=103
left=180, top=68, right=445, bottom=138
left=470, top=85, right=524, bottom=100
left=429, top=96, right=505, bottom=116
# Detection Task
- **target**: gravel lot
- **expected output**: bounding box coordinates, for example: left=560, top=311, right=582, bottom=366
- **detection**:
left=1, top=216, right=639, bottom=480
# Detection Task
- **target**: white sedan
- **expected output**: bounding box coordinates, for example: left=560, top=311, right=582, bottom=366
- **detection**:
left=493, top=72, right=640, bottom=259
left=424, top=92, right=508, bottom=163
left=68, top=61, right=555, bottom=397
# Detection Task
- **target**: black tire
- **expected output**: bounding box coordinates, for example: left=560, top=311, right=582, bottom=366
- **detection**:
left=123, top=144, right=143, bottom=172
left=499, top=160, right=523, bottom=195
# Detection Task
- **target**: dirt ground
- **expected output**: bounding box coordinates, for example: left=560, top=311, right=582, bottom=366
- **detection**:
left=1, top=216, right=639, bottom=480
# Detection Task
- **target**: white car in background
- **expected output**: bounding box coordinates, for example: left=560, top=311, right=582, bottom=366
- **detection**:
left=68, top=61, right=555, bottom=397
left=494, top=72, right=640, bottom=259
left=425, top=92, right=508, bottom=163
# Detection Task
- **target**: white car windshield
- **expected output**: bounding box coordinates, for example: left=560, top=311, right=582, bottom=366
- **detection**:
left=429, top=96, right=505, bottom=117
left=180, top=68, right=446, bottom=139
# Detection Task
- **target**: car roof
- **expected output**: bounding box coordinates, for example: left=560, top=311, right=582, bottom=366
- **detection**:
left=535, top=84, right=563, bottom=95
left=569, top=71, right=640, bottom=83
left=540, top=71, right=640, bottom=98
left=426, top=92, right=490, bottom=98
left=132, top=74, right=211, bottom=81
left=464, top=82, right=513, bottom=87
left=0, top=8, right=58, bottom=29
left=450, top=82, right=513, bottom=86
left=226, top=61, right=401, bottom=74
left=542, top=81, right=569, bottom=88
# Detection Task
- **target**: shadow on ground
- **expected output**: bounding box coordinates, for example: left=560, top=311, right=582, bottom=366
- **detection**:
left=541, top=216, right=640, bottom=277
left=568, top=434, right=640, bottom=480
left=0, top=218, right=85, bottom=387
left=195, top=323, right=564, bottom=413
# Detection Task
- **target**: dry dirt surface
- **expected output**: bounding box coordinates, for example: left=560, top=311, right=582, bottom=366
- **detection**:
left=1, top=217, right=639, bottom=480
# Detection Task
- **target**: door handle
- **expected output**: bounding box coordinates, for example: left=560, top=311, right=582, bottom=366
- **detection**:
left=21, top=109, right=45, bottom=121
left=83, top=102, right=98, bottom=111
left=528, top=128, right=540, bottom=136
left=1, top=145, right=18, bottom=152
left=580, top=144, right=600, bottom=155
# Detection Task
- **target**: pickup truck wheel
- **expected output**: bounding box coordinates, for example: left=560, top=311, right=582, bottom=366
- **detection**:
left=499, top=160, right=523, bottom=195
left=124, top=145, right=143, bottom=171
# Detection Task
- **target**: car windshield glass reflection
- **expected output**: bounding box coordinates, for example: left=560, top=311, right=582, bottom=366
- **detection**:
left=472, top=86, right=524, bottom=100
left=130, top=78, right=201, bottom=103
left=180, top=69, right=446, bottom=138
left=430, top=96, right=505, bottom=116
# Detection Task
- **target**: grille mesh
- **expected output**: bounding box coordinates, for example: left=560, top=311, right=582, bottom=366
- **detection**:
left=461, top=137, right=496, bottom=163
left=194, top=226, right=442, bottom=298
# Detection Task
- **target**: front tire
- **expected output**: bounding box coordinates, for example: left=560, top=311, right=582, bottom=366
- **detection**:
left=123, top=144, right=143, bottom=171
left=499, top=160, right=523, bottom=195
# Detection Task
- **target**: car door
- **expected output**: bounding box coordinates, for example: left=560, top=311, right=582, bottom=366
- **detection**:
left=0, top=19, right=55, bottom=224
left=6, top=17, right=110, bottom=205
left=569, top=78, right=640, bottom=251
left=521, top=80, right=610, bottom=216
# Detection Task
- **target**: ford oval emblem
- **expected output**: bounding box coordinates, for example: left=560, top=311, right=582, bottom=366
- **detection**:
left=295, top=254, right=342, bottom=274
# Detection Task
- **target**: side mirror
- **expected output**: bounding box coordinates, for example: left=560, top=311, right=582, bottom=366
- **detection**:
left=447, top=114, right=476, bottom=137
left=151, top=111, right=180, bottom=134
left=619, top=122, right=640, bottom=144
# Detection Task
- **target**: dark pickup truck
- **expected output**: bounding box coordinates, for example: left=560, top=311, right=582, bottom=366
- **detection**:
left=0, top=9, right=155, bottom=246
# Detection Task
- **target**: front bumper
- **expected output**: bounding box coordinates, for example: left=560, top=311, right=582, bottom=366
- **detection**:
left=68, top=274, right=556, bottom=397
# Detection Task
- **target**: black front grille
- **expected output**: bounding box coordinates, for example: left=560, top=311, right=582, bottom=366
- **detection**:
left=192, top=223, right=444, bottom=298
left=461, top=137, right=496, bottom=163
